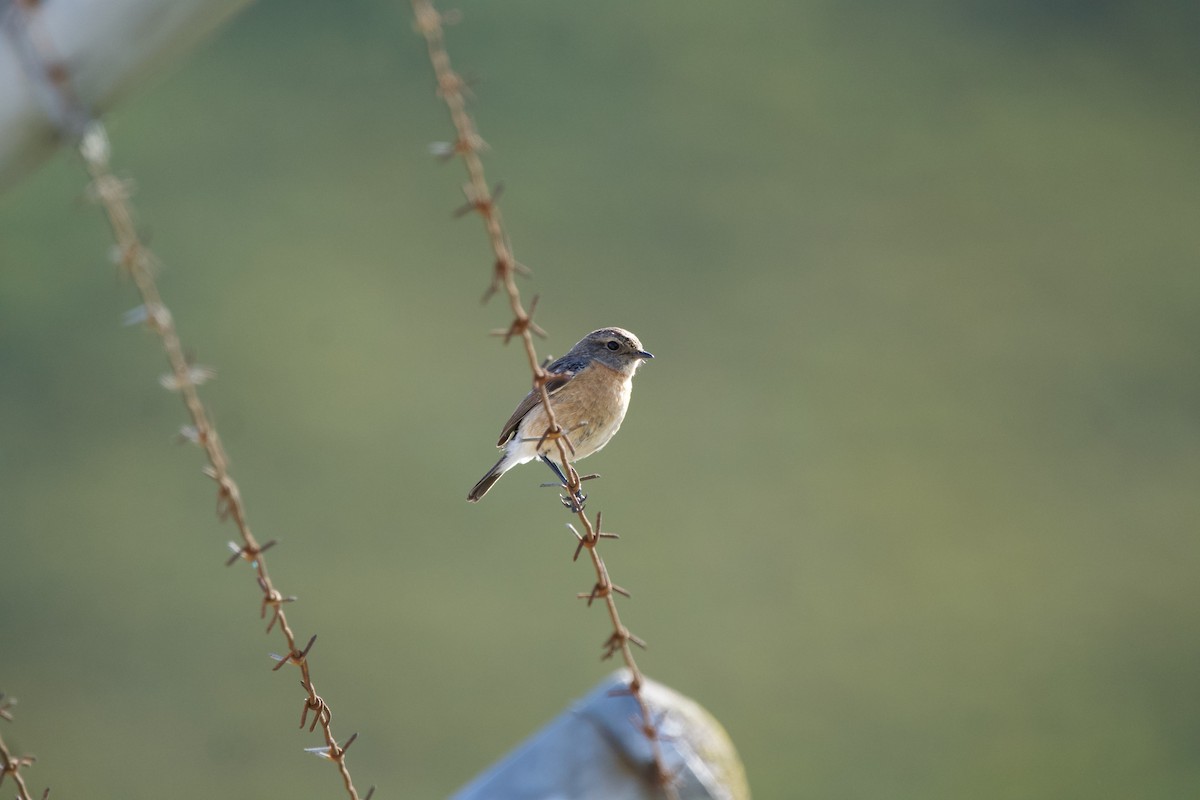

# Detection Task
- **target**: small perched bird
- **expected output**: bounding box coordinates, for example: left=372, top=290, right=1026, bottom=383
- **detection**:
left=467, top=327, right=653, bottom=503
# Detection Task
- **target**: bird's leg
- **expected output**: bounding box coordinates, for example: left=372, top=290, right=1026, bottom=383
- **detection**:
left=539, top=455, right=586, bottom=511
left=539, top=454, right=570, bottom=485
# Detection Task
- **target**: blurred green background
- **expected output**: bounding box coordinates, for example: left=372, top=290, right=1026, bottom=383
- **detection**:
left=3, top=1, right=1200, bottom=797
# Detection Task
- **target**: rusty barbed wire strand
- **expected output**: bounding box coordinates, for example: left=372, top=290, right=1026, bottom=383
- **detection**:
left=3, top=5, right=369, bottom=799
left=0, top=694, right=48, bottom=800
left=409, top=2, right=678, bottom=796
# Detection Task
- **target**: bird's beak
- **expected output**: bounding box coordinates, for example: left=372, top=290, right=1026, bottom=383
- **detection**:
left=635, top=350, right=654, bottom=360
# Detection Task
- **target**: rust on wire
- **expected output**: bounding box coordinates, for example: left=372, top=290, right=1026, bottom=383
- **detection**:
left=0, top=694, right=48, bottom=800
left=4, top=5, right=368, bottom=799
left=410, top=2, right=678, bottom=796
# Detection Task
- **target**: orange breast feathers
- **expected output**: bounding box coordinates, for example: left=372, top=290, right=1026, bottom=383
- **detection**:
left=522, top=362, right=634, bottom=461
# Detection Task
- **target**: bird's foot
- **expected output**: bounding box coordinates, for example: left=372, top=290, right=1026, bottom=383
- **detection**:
left=560, top=489, right=587, bottom=513
left=538, top=455, right=597, bottom=512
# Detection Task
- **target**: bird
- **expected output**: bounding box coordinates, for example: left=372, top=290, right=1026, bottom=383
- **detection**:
left=467, top=327, right=653, bottom=503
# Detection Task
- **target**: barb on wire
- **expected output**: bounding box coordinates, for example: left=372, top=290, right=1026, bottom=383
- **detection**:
left=4, top=5, right=368, bottom=799
left=410, top=2, right=677, bottom=796
left=0, top=694, right=48, bottom=800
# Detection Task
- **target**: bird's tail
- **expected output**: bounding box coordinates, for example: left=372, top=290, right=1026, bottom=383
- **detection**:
left=467, top=456, right=508, bottom=502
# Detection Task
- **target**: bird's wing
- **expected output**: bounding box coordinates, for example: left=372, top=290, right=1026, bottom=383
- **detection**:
left=496, top=368, right=577, bottom=446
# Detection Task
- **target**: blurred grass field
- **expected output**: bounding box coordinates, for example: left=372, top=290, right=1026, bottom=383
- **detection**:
left=2, top=1, right=1199, bottom=797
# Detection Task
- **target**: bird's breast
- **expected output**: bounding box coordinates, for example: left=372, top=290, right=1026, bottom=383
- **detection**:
left=525, top=362, right=633, bottom=460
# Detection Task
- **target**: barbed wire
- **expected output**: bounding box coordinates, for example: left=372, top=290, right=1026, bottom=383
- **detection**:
left=409, top=2, right=678, bottom=796
left=0, top=694, right=48, bottom=800
left=2, top=4, right=372, bottom=799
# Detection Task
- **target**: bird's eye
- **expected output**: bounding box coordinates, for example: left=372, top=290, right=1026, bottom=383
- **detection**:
left=606, top=341, right=620, bottom=351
